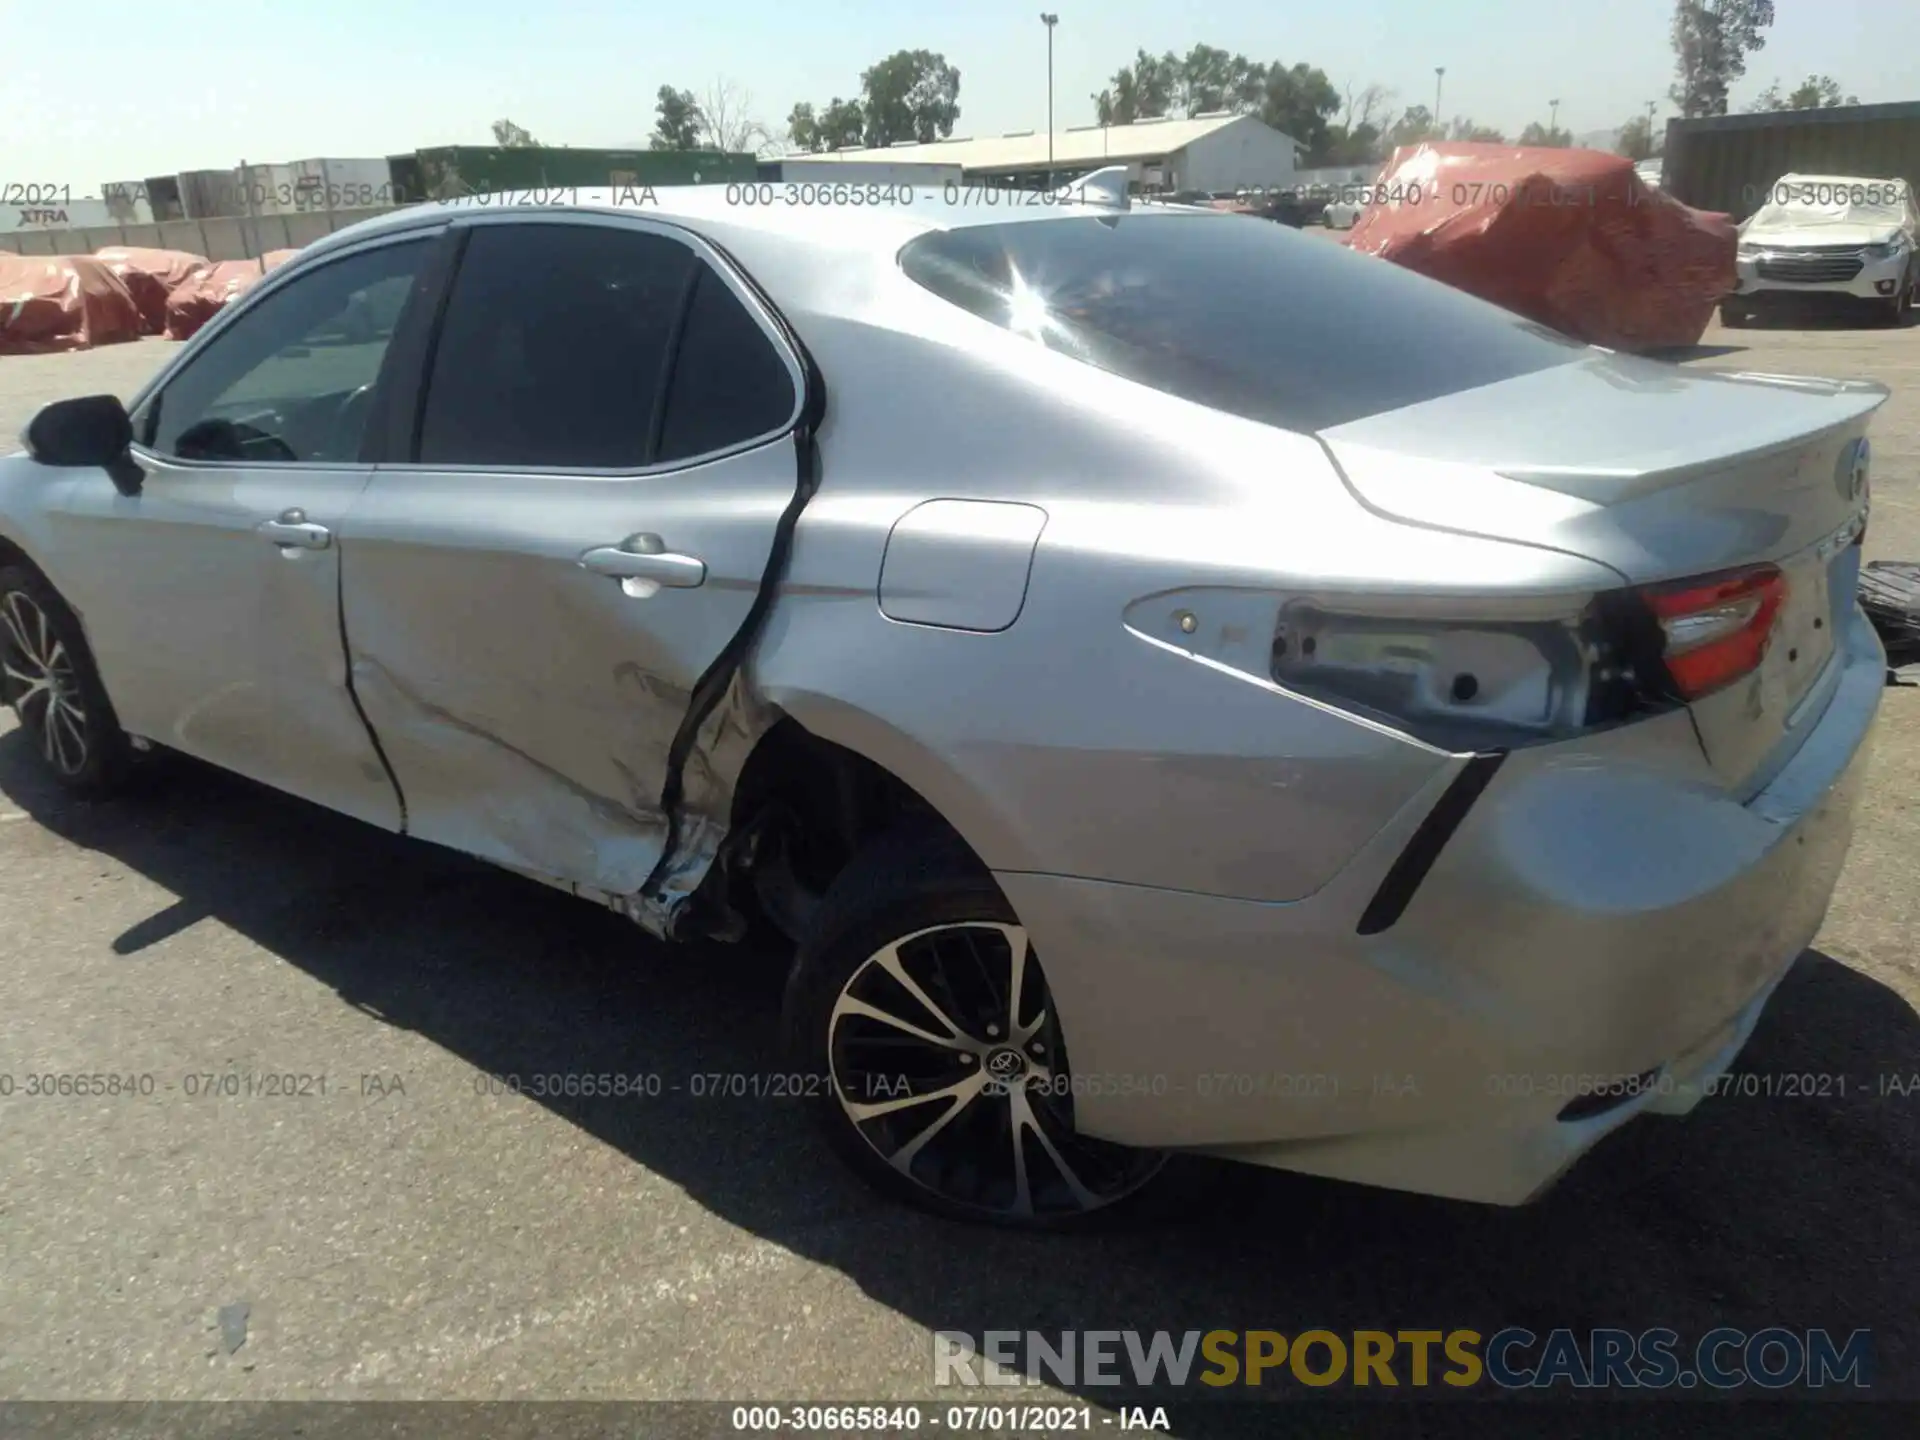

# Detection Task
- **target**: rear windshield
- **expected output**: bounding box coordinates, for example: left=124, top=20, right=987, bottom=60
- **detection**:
left=899, top=212, right=1584, bottom=432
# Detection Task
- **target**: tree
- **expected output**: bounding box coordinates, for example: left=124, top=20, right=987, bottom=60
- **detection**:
left=1259, top=62, right=1341, bottom=158
left=824, top=99, right=867, bottom=150
left=1174, top=44, right=1266, bottom=116
left=1448, top=117, right=1507, bottom=143
left=1319, top=84, right=1394, bottom=166
left=1518, top=121, right=1573, bottom=146
left=1384, top=105, right=1443, bottom=149
left=491, top=118, right=539, bottom=148
left=860, top=49, right=961, bottom=146
left=1092, top=49, right=1178, bottom=126
left=786, top=100, right=867, bottom=152
left=650, top=86, right=706, bottom=150
left=784, top=51, right=960, bottom=154
left=1749, top=74, right=1858, bottom=111
left=786, top=102, right=817, bottom=151
left=701, top=78, right=773, bottom=154
left=1616, top=114, right=1658, bottom=159
left=1670, top=0, right=1776, bottom=118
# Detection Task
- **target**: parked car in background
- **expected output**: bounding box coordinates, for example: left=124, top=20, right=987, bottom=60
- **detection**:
left=1634, top=158, right=1665, bottom=191
left=1322, top=170, right=1376, bottom=230
left=1724, top=174, right=1918, bottom=326
left=1206, top=188, right=1316, bottom=228
left=1, top=176, right=1885, bottom=1229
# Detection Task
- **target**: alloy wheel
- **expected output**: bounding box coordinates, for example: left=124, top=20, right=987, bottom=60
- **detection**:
left=0, top=588, right=90, bottom=777
left=827, top=920, right=1166, bottom=1221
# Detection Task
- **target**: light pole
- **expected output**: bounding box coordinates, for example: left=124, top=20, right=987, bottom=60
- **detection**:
left=1549, top=98, right=1560, bottom=138
left=1433, top=67, right=1445, bottom=132
left=1040, top=13, right=1058, bottom=187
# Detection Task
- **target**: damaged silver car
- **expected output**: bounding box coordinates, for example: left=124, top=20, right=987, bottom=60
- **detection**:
left=0, top=176, right=1886, bottom=1228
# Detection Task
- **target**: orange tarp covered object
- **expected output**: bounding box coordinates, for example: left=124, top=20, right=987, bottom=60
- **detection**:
left=0, top=254, right=143, bottom=354
left=163, top=249, right=300, bottom=341
left=1342, top=143, right=1737, bottom=352
left=95, top=246, right=210, bottom=335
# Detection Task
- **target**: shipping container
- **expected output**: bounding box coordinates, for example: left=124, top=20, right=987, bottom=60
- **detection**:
left=236, top=159, right=398, bottom=216
left=755, top=158, right=963, bottom=187
left=1663, top=100, right=1920, bottom=220
left=97, top=182, right=158, bottom=226
left=137, top=176, right=186, bottom=222
left=392, top=146, right=758, bottom=201
left=176, top=169, right=246, bottom=220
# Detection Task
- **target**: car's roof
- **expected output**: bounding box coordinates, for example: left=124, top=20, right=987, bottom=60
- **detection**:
left=307, top=182, right=1210, bottom=261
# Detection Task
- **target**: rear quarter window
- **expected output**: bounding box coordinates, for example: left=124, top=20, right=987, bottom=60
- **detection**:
left=899, top=212, right=1585, bottom=432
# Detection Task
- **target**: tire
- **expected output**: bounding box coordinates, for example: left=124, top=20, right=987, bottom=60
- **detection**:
left=0, top=563, right=137, bottom=798
left=782, top=827, right=1174, bottom=1228
left=1719, top=300, right=1749, bottom=328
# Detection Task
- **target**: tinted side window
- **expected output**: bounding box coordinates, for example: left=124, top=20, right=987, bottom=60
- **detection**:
left=900, top=214, right=1584, bottom=433
left=149, top=240, right=428, bottom=464
left=418, top=224, right=697, bottom=468
left=656, top=265, right=797, bottom=464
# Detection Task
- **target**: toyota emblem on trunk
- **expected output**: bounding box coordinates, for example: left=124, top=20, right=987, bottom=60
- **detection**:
left=1844, top=438, right=1871, bottom=502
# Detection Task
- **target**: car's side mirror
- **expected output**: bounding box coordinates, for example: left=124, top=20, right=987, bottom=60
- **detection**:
left=24, top=394, right=144, bottom=496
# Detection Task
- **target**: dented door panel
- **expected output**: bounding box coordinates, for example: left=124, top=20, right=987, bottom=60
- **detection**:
left=339, top=445, right=797, bottom=929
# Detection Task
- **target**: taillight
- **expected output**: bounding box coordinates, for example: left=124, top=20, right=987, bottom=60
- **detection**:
left=1639, top=564, right=1787, bottom=699
left=1254, top=569, right=1788, bottom=751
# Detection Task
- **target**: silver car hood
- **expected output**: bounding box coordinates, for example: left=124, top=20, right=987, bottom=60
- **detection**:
left=1318, top=354, right=1886, bottom=584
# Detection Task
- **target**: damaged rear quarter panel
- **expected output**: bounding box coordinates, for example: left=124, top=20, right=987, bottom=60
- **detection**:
left=745, top=299, right=1624, bottom=902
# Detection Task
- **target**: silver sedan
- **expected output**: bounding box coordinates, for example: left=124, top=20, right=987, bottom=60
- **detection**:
left=0, top=175, right=1885, bottom=1227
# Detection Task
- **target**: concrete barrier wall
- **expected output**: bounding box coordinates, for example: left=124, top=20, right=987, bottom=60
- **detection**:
left=0, top=206, right=405, bottom=260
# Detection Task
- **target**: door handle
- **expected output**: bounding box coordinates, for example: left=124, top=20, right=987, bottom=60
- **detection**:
left=580, top=534, right=706, bottom=588
left=257, top=508, right=332, bottom=550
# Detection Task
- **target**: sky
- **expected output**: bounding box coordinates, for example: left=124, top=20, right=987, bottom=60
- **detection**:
left=5, top=0, right=1916, bottom=191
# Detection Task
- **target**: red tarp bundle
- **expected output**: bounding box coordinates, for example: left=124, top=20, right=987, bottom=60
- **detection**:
left=0, top=254, right=143, bottom=354
left=162, top=248, right=300, bottom=340
left=1342, top=143, right=1737, bottom=351
left=95, top=246, right=210, bottom=335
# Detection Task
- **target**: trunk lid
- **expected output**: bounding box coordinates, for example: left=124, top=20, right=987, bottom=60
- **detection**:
left=1318, top=354, right=1883, bottom=794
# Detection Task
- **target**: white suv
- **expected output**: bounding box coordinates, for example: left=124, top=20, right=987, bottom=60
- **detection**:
left=1725, top=173, right=1919, bottom=326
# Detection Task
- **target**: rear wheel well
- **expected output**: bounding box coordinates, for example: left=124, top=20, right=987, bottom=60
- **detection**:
left=704, top=718, right=982, bottom=943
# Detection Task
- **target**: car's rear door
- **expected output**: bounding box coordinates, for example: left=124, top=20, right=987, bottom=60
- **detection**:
left=44, top=230, right=438, bottom=827
left=339, top=212, right=809, bottom=913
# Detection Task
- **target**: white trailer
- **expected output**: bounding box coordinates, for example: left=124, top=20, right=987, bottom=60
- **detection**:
left=237, top=159, right=397, bottom=216
left=0, top=196, right=132, bottom=233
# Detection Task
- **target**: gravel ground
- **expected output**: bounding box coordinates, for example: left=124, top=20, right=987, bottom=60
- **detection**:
left=1, top=314, right=1918, bottom=1435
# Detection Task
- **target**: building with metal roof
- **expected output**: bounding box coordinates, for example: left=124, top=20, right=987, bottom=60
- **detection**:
left=787, top=113, right=1301, bottom=193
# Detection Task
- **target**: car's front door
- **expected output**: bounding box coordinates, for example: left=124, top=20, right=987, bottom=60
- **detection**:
left=339, top=214, right=807, bottom=904
left=46, top=231, right=438, bottom=828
